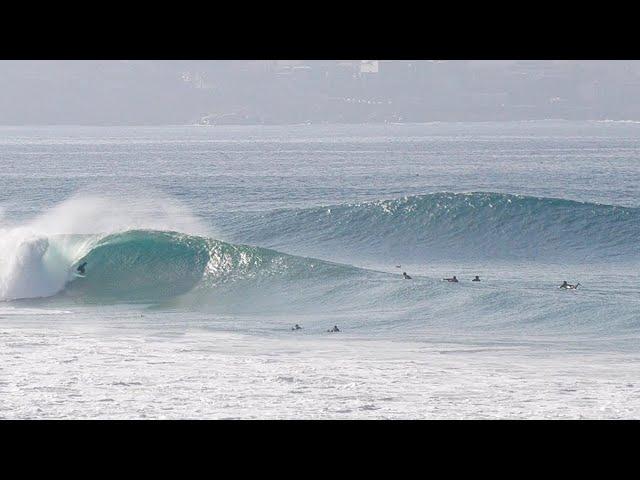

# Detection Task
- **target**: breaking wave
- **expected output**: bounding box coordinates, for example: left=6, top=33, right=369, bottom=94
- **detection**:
left=1, top=192, right=638, bottom=335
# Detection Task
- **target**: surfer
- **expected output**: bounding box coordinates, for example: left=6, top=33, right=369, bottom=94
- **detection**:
left=402, top=272, right=412, bottom=280
left=472, top=275, right=480, bottom=282
left=291, top=324, right=302, bottom=331
left=443, top=276, right=458, bottom=283
left=559, top=281, right=580, bottom=289
left=328, top=325, right=340, bottom=333
left=76, top=262, right=87, bottom=275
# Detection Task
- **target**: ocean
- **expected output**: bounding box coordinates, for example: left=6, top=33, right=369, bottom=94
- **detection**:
left=1, top=120, right=639, bottom=418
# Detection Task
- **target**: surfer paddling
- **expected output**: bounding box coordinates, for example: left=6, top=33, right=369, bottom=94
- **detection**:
left=402, top=272, right=412, bottom=279
left=559, top=281, right=580, bottom=290
left=443, top=276, right=459, bottom=283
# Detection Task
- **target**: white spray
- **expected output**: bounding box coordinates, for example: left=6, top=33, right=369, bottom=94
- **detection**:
left=0, top=188, right=208, bottom=301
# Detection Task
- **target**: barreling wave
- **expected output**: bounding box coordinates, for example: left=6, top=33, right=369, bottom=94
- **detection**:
left=2, top=227, right=638, bottom=334
left=63, top=231, right=211, bottom=302
left=0, top=229, right=368, bottom=304
left=2, top=192, right=639, bottom=335
left=222, top=192, right=640, bottom=264
left=67, top=230, right=373, bottom=307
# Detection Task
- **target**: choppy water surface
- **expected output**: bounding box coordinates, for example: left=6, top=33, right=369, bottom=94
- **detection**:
left=1, top=121, right=639, bottom=418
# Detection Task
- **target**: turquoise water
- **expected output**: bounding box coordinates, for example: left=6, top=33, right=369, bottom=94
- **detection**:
left=2, top=120, right=638, bottom=335
left=1, top=121, right=639, bottom=418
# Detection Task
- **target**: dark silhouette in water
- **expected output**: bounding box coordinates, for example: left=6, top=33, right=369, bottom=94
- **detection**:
left=328, top=325, right=340, bottom=333
left=472, top=275, right=480, bottom=282
left=443, top=276, right=458, bottom=283
left=76, top=262, right=87, bottom=275
left=402, top=272, right=412, bottom=279
left=559, top=281, right=580, bottom=289
left=291, top=324, right=302, bottom=331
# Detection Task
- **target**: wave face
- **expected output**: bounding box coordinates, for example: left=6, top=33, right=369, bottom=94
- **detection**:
left=64, top=231, right=211, bottom=302
left=1, top=226, right=638, bottom=335
left=0, top=229, right=367, bottom=307
left=223, top=192, right=640, bottom=264
left=65, top=230, right=368, bottom=308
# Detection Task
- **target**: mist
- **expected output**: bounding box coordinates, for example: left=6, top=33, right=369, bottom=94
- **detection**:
left=1, top=60, right=640, bottom=125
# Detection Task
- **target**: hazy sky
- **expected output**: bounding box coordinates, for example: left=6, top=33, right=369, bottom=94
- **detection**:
left=1, top=60, right=639, bottom=125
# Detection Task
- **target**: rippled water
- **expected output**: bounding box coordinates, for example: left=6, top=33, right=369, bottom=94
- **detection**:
left=1, top=120, right=639, bottom=418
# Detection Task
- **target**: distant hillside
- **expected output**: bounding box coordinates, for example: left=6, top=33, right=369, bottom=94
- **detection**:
left=1, top=60, right=640, bottom=125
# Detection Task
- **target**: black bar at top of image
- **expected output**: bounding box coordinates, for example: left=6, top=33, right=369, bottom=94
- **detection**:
left=2, top=7, right=638, bottom=60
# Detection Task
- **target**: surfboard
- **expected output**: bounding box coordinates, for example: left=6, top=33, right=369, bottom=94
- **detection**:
left=73, top=272, right=86, bottom=278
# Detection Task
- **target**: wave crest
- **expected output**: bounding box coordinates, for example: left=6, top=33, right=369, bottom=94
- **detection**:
left=226, top=192, right=640, bottom=263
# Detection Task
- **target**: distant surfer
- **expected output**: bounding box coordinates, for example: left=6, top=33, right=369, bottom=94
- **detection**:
left=559, top=281, right=580, bottom=290
left=76, top=262, right=87, bottom=275
left=472, top=275, right=481, bottom=282
left=291, top=324, right=302, bottom=331
left=328, top=325, right=340, bottom=333
left=443, top=276, right=458, bottom=283
left=402, top=272, right=412, bottom=280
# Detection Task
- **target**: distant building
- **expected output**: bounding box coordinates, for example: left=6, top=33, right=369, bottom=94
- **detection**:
left=360, top=60, right=379, bottom=74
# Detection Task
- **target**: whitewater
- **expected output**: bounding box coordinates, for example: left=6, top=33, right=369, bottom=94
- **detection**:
left=1, top=121, right=639, bottom=418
